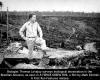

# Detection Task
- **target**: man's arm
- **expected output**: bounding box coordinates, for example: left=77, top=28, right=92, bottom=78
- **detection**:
left=37, top=23, right=43, bottom=38
left=19, top=23, right=26, bottom=40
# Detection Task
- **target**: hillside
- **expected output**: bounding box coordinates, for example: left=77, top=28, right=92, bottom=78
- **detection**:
left=0, top=11, right=100, bottom=49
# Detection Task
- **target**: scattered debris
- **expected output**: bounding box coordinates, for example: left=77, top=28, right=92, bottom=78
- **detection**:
left=13, top=63, right=40, bottom=69
left=6, top=42, right=22, bottom=54
left=0, top=41, right=99, bottom=69
left=76, top=45, right=82, bottom=50
left=84, top=42, right=97, bottom=53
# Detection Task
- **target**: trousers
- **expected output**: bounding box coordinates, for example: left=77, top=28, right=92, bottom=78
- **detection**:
left=26, top=37, right=47, bottom=57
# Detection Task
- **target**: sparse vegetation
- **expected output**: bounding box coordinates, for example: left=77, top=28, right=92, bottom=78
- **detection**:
left=0, top=11, right=100, bottom=69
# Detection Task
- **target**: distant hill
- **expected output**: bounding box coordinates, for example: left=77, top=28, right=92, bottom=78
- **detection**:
left=1, top=11, right=100, bottom=17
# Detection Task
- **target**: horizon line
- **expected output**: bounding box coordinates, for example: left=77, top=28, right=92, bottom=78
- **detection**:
left=2, top=10, right=100, bottom=13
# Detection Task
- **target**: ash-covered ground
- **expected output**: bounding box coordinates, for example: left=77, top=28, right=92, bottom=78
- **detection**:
left=0, top=12, right=100, bottom=69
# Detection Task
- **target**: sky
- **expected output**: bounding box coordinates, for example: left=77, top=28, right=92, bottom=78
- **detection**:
left=1, top=0, right=100, bottom=12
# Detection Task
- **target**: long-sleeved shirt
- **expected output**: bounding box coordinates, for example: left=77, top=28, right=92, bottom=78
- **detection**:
left=19, top=21, right=43, bottom=39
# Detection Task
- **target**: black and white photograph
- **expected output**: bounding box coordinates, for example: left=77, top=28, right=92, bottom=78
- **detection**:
left=0, top=0, right=100, bottom=79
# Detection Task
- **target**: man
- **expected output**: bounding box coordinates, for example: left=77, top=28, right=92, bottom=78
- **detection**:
left=19, top=13, right=47, bottom=59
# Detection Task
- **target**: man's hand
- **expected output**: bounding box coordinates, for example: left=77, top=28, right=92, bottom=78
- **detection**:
left=23, top=37, right=29, bottom=41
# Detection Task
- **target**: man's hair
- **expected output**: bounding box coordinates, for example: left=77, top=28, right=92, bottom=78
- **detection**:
left=29, top=13, right=36, bottom=19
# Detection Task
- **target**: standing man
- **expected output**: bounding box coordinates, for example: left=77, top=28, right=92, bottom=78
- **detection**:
left=19, top=13, right=47, bottom=59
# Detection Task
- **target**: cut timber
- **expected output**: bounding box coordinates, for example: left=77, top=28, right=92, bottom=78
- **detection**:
left=4, top=48, right=84, bottom=59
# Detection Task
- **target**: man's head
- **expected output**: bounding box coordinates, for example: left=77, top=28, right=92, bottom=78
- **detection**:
left=29, top=13, right=37, bottom=23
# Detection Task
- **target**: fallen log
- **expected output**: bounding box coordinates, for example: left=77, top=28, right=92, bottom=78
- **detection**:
left=4, top=48, right=84, bottom=59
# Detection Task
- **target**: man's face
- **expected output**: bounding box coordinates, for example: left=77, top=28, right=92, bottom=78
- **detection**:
left=31, top=15, right=36, bottom=22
